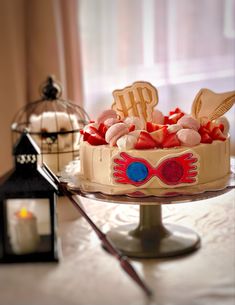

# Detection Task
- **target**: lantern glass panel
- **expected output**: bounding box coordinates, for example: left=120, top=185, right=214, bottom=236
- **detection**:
left=5, top=199, right=52, bottom=255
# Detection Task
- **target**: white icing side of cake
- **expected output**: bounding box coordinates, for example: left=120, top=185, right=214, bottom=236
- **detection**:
left=80, top=138, right=230, bottom=189
left=39, top=148, right=79, bottom=174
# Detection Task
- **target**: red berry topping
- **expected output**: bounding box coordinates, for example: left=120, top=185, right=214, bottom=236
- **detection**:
left=169, top=107, right=183, bottom=115
left=129, top=124, right=136, bottom=132
left=164, top=116, right=170, bottom=125
left=87, top=132, right=107, bottom=145
left=146, top=122, right=160, bottom=132
left=162, top=133, right=181, bottom=148
left=210, top=127, right=226, bottom=141
left=200, top=132, right=213, bottom=144
left=150, top=127, right=168, bottom=147
left=204, top=121, right=215, bottom=132
left=135, top=131, right=157, bottom=149
left=198, top=126, right=210, bottom=135
left=168, top=112, right=184, bottom=124
left=98, top=123, right=108, bottom=137
left=83, top=132, right=91, bottom=141
left=218, top=124, right=224, bottom=132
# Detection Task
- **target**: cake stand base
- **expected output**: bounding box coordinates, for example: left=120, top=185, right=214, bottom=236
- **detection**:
left=107, top=205, right=200, bottom=258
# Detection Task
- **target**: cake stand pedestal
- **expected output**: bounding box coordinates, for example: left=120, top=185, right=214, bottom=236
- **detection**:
left=65, top=158, right=234, bottom=258
left=107, top=204, right=200, bottom=258
left=72, top=180, right=234, bottom=258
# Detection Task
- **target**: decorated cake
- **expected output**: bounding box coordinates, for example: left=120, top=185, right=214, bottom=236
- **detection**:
left=80, top=82, right=234, bottom=190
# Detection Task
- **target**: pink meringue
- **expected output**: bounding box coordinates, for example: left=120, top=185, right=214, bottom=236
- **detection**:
left=177, top=129, right=201, bottom=146
left=167, top=124, right=182, bottom=134
left=152, top=109, right=164, bottom=124
left=104, top=117, right=120, bottom=127
left=105, top=122, right=129, bottom=146
left=97, top=109, right=117, bottom=124
left=178, top=115, right=200, bottom=131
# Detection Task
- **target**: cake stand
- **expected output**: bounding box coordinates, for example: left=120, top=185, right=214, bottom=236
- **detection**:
left=65, top=161, right=235, bottom=258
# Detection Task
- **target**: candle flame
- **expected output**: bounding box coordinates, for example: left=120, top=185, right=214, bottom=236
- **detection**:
left=19, top=207, right=29, bottom=218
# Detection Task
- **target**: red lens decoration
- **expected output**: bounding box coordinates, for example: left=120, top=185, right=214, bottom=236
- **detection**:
left=160, top=160, right=184, bottom=183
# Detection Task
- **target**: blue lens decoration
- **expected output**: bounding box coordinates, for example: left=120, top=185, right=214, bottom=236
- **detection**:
left=126, top=162, right=149, bottom=182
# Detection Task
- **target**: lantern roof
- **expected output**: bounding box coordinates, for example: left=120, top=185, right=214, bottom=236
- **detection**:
left=0, top=166, right=58, bottom=193
left=13, top=132, right=40, bottom=156
left=0, top=131, right=58, bottom=193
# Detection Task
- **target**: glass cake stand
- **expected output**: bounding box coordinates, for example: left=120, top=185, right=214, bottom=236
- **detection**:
left=65, top=161, right=235, bottom=258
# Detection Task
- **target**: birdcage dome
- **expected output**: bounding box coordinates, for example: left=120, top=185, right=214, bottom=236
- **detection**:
left=11, top=76, right=90, bottom=174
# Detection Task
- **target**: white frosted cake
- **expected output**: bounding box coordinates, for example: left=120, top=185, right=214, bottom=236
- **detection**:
left=80, top=82, right=234, bottom=190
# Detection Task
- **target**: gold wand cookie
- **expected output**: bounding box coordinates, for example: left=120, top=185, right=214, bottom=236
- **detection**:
left=191, top=88, right=235, bottom=121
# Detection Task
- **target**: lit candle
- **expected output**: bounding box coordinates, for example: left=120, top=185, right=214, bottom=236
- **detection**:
left=10, top=207, right=40, bottom=254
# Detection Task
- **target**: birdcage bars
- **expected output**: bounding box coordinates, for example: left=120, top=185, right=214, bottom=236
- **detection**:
left=11, top=76, right=90, bottom=174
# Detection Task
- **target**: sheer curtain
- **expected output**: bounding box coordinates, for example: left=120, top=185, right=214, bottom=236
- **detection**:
left=78, top=0, right=235, bottom=151
left=0, top=0, right=83, bottom=173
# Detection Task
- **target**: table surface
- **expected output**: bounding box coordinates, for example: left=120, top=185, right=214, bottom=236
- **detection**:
left=0, top=189, right=234, bottom=305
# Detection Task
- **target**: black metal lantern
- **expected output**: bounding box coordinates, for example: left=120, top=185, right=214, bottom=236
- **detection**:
left=11, top=76, right=90, bottom=175
left=0, top=132, right=59, bottom=263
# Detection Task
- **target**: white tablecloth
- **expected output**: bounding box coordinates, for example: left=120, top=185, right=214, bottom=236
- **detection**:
left=0, top=189, right=234, bottom=305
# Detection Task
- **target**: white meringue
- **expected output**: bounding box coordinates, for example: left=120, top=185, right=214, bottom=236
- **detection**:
left=129, top=130, right=142, bottom=139
left=167, top=124, right=182, bottom=134
left=117, top=134, right=137, bottom=150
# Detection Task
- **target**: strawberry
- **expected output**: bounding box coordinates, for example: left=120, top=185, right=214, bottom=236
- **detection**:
left=169, top=107, right=183, bottom=115
left=198, top=126, right=210, bottom=135
left=200, top=132, right=213, bottom=144
left=156, top=124, right=166, bottom=129
left=210, top=127, right=226, bottom=141
left=82, top=125, right=98, bottom=141
left=135, top=131, right=157, bottom=149
left=87, top=132, right=107, bottom=145
left=146, top=122, right=160, bottom=132
left=150, top=126, right=168, bottom=147
left=83, top=131, right=91, bottom=141
left=98, top=123, right=108, bottom=137
left=162, top=133, right=181, bottom=148
left=83, top=124, right=107, bottom=145
left=146, top=122, right=153, bottom=132
left=218, top=123, right=224, bottom=132
left=164, top=116, right=170, bottom=125
left=204, top=121, right=215, bottom=133
left=168, top=112, right=184, bottom=124
left=129, top=124, right=136, bottom=132
left=84, top=124, right=98, bottom=135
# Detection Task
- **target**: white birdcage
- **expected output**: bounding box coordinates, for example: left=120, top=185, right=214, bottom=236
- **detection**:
left=11, top=76, right=90, bottom=174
